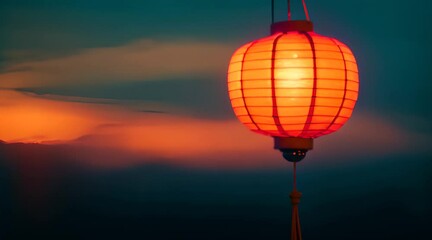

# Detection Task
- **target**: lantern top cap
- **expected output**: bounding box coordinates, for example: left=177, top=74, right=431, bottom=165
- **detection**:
left=271, top=20, right=314, bottom=34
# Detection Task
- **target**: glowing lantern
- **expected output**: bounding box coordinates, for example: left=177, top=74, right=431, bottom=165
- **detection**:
left=227, top=1, right=359, bottom=239
left=228, top=12, right=358, bottom=161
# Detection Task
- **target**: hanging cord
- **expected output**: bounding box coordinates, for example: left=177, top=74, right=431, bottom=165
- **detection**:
left=293, top=162, right=297, bottom=190
left=301, top=0, right=311, bottom=21
left=290, top=162, right=302, bottom=240
left=271, top=0, right=275, bottom=24
left=273, top=0, right=310, bottom=22
left=287, top=0, right=292, bottom=20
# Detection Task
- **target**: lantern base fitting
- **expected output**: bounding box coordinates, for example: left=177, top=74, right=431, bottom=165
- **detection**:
left=274, top=137, right=313, bottom=162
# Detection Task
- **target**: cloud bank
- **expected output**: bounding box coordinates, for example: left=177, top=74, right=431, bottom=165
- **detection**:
left=0, top=90, right=429, bottom=169
left=0, top=39, right=235, bottom=88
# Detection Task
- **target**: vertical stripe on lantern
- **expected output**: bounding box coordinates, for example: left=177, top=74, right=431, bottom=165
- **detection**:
left=299, top=32, right=317, bottom=137
left=240, top=40, right=261, bottom=132
left=271, top=33, right=287, bottom=135
left=322, top=39, right=349, bottom=135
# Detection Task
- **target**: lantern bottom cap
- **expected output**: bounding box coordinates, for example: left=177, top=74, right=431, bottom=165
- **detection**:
left=274, top=137, right=313, bottom=162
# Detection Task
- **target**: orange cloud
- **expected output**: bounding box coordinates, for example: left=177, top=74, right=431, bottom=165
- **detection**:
left=71, top=116, right=277, bottom=168
left=0, top=40, right=235, bottom=88
left=0, top=90, right=276, bottom=168
left=0, top=89, right=186, bottom=142
left=0, top=90, right=104, bottom=143
left=0, top=90, right=429, bottom=169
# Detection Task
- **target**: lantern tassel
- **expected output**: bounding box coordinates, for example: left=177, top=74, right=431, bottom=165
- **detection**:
left=290, top=162, right=302, bottom=240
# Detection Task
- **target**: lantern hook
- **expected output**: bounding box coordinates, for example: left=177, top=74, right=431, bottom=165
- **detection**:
left=271, top=0, right=311, bottom=23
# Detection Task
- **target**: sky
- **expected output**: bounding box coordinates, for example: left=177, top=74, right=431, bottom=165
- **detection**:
left=0, top=0, right=431, bottom=239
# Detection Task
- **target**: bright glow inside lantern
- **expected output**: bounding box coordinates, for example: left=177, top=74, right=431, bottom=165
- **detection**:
left=227, top=22, right=359, bottom=143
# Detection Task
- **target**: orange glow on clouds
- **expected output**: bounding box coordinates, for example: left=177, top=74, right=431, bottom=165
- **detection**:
left=72, top=117, right=277, bottom=168
left=0, top=90, right=429, bottom=169
left=0, top=89, right=276, bottom=168
left=0, top=90, right=103, bottom=143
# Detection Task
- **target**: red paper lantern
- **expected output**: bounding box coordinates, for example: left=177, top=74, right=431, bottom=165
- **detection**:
left=228, top=21, right=359, bottom=160
left=227, top=2, right=360, bottom=239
